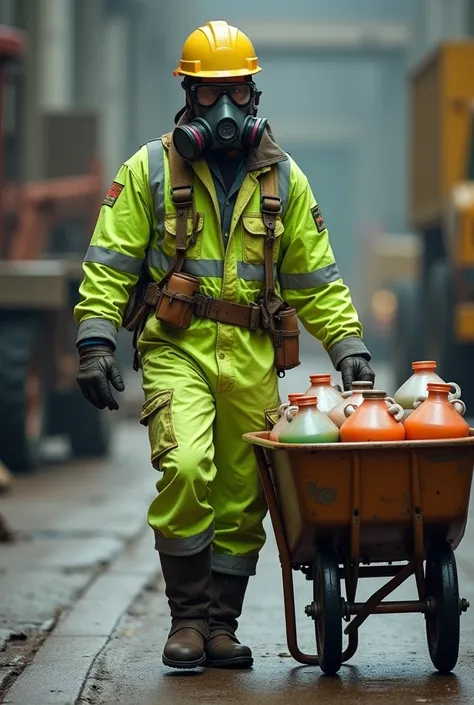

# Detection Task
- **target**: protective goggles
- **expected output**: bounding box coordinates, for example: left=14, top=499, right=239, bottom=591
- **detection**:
left=186, top=81, right=256, bottom=108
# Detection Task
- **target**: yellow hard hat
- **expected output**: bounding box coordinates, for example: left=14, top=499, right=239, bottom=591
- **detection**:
left=173, top=20, right=262, bottom=79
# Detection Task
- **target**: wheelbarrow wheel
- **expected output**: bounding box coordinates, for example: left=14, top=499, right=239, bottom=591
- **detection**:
left=313, top=548, right=343, bottom=675
left=425, top=541, right=460, bottom=673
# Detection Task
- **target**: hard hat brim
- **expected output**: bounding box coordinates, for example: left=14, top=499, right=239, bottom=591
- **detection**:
left=173, top=66, right=262, bottom=78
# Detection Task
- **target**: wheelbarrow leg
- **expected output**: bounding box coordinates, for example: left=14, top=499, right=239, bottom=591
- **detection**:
left=254, top=445, right=320, bottom=666
left=254, top=445, right=358, bottom=667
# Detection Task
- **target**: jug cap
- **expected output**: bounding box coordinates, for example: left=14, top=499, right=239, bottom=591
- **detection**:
left=288, top=393, right=304, bottom=404
left=297, top=395, right=318, bottom=407
left=351, top=381, right=374, bottom=390
left=412, top=360, right=437, bottom=371
left=309, top=374, right=331, bottom=384
left=426, top=382, right=451, bottom=394
left=362, top=389, right=388, bottom=400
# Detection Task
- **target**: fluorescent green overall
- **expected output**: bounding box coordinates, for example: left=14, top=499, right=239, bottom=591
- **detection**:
left=74, top=128, right=368, bottom=576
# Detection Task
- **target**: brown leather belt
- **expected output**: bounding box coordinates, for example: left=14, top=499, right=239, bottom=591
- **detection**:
left=145, top=283, right=262, bottom=331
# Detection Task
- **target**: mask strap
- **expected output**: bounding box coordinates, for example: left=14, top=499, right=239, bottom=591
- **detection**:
left=174, top=106, right=187, bottom=124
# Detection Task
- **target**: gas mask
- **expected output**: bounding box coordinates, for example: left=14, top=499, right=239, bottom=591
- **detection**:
left=172, top=80, right=268, bottom=162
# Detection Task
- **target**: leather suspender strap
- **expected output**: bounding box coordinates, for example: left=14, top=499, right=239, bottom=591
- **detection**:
left=260, top=166, right=285, bottom=318
left=158, top=143, right=197, bottom=285
left=129, top=144, right=196, bottom=371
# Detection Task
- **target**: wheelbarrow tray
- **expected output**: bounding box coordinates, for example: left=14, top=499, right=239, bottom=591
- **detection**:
left=243, top=431, right=474, bottom=566
left=242, top=430, right=474, bottom=674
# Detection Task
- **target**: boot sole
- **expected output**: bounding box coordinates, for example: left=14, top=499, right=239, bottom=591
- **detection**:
left=205, top=656, right=254, bottom=669
left=162, top=654, right=206, bottom=669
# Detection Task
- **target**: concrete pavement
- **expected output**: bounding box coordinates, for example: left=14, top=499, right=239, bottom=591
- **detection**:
left=0, top=419, right=156, bottom=702
left=76, top=516, right=474, bottom=705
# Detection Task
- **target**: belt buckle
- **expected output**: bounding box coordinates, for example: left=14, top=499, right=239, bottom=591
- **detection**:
left=194, top=293, right=211, bottom=318
left=260, top=195, right=282, bottom=215
left=248, top=302, right=261, bottom=331
left=145, top=283, right=161, bottom=307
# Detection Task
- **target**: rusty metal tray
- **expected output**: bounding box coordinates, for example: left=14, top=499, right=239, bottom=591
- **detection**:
left=242, top=430, right=474, bottom=675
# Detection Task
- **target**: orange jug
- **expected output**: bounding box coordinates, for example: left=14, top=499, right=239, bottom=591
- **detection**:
left=302, top=374, right=343, bottom=415
left=340, top=390, right=405, bottom=442
left=279, top=396, right=340, bottom=444
left=393, top=360, right=461, bottom=417
left=269, top=393, right=304, bottom=442
left=404, top=383, right=469, bottom=440
left=327, top=381, right=374, bottom=428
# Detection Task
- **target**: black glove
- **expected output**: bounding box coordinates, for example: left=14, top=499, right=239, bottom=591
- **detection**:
left=77, top=344, right=125, bottom=410
left=339, top=356, right=375, bottom=392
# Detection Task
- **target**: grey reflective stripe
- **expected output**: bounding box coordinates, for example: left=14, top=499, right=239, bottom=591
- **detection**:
left=185, top=259, right=223, bottom=278
left=146, top=139, right=165, bottom=245
left=238, top=262, right=263, bottom=281
left=154, top=525, right=214, bottom=556
left=277, top=156, right=291, bottom=218
left=84, top=245, right=144, bottom=275
left=147, top=247, right=274, bottom=282
left=211, top=551, right=259, bottom=577
left=279, top=262, right=341, bottom=290
left=238, top=262, right=278, bottom=282
left=146, top=247, right=168, bottom=272
left=147, top=248, right=223, bottom=278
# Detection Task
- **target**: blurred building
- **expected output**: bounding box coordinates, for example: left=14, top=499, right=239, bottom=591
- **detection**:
left=1, top=0, right=474, bottom=346
left=0, top=0, right=160, bottom=186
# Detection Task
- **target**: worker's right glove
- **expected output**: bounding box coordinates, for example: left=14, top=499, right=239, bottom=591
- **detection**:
left=76, top=344, right=125, bottom=411
left=339, top=355, right=375, bottom=392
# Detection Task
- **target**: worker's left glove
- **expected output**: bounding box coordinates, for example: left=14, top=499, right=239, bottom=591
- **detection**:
left=339, top=356, right=375, bottom=391
left=77, top=344, right=125, bottom=411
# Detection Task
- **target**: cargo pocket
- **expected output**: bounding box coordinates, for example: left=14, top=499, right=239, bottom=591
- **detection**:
left=139, top=389, right=178, bottom=468
left=162, top=212, right=205, bottom=259
left=242, top=214, right=284, bottom=265
left=264, top=407, right=281, bottom=431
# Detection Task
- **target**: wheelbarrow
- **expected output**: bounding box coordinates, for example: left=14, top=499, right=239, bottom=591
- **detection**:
left=242, top=430, right=474, bottom=675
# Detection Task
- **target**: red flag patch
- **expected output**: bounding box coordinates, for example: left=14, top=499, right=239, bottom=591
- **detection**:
left=311, top=204, right=326, bottom=233
left=103, top=181, right=124, bottom=208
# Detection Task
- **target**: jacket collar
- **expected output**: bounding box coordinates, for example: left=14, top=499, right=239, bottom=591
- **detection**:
left=162, top=109, right=288, bottom=172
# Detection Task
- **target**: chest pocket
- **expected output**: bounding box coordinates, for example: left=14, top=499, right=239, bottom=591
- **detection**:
left=161, top=213, right=205, bottom=260
left=241, top=214, right=284, bottom=265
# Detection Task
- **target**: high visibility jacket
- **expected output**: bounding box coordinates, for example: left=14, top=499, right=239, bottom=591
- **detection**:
left=74, top=126, right=369, bottom=386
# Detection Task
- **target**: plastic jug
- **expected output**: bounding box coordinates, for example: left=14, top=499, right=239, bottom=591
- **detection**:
left=393, top=361, right=461, bottom=417
left=404, top=383, right=469, bottom=440
left=327, top=381, right=374, bottom=428
left=269, top=393, right=305, bottom=442
left=302, top=374, right=343, bottom=415
left=340, top=390, right=405, bottom=442
left=279, top=396, right=340, bottom=444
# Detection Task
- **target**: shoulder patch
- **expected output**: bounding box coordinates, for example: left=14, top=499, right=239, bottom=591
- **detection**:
left=311, top=204, right=326, bottom=233
left=103, top=181, right=124, bottom=208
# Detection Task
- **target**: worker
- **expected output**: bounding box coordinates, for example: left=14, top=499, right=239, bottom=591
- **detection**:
left=74, top=20, right=375, bottom=671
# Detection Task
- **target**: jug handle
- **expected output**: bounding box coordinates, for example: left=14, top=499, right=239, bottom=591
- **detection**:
left=284, top=405, right=299, bottom=423
left=448, top=382, right=461, bottom=399
left=344, top=404, right=358, bottom=418
left=388, top=403, right=405, bottom=422
left=451, top=398, right=466, bottom=416
left=333, top=384, right=343, bottom=393
left=385, top=396, right=395, bottom=404
left=341, top=391, right=352, bottom=399
left=413, top=396, right=425, bottom=410
left=277, top=401, right=289, bottom=418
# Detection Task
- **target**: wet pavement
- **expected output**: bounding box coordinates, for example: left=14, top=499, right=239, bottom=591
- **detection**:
left=2, top=353, right=474, bottom=703
left=76, top=523, right=474, bottom=705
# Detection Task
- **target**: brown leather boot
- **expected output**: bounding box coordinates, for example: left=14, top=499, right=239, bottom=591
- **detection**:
left=205, top=572, right=253, bottom=668
left=159, top=547, right=212, bottom=669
